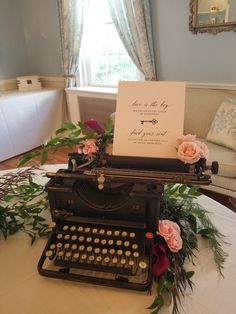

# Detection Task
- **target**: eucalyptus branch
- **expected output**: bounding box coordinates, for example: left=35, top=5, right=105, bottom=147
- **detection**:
left=0, top=169, right=50, bottom=243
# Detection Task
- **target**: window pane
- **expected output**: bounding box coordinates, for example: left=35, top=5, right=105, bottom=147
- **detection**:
left=80, top=0, right=142, bottom=87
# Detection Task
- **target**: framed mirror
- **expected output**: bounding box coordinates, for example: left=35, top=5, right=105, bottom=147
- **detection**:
left=190, top=0, right=236, bottom=34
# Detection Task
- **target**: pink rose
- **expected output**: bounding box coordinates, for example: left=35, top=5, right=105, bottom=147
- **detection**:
left=78, top=139, right=98, bottom=155
left=157, top=219, right=181, bottom=241
left=177, top=141, right=201, bottom=164
left=166, top=231, right=183, bottom=253
left=176, top=134, right=196, bottom=145
left=196, top=141, right=209, bottom=160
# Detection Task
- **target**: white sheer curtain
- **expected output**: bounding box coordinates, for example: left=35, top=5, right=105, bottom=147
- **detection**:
left=58, top=0, right=88, bottom=87
left=108, top=0, right=157, bottom=80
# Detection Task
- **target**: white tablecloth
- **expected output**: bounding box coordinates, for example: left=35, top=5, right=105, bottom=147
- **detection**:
left=0, top=89, right=65, bottom=162
left=0, top=165, right=236, bottom=314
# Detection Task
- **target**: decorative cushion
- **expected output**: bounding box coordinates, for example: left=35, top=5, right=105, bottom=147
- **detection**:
left=206, top=97, right=236, bottom=151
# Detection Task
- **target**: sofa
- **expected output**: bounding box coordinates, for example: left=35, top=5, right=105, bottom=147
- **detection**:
left=185, top=85, right=236, bottom=199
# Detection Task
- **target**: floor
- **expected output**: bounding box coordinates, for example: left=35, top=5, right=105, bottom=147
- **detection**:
left=0, top=147, right=235, bottom=212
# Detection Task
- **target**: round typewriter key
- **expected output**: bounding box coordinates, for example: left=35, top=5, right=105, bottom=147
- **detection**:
left=120, top=258, right=126, bottom=265
left=116, top=240, right=122, bottom=246
left=77, top=226, right=83, bottom=232
left=112, top=257, right=118, bottom=264
left=145, top=232, right=154, bottom=239
left=56, top=233, right=63, bottom=240
left=117, top=249, right=123, bottom=256
left=50, top=244, right=56, bottom=250
left=86, top=237, right=92, bottom=243
left=63, top=225, right=69, bottom=231
left=129, top=232, right=136, bottom=238
left=87, top=246, right=93, bottom=252
left=65, top=252, right=72, bottom=259
left=96, top=255, right=102, bottom=262
left=73, top=252, right=79, bottom=260
left=125, top=251, right=131, bottom=257
left=94, top=248, right=100, bottom=254
left=79, top=245, right=85, bottom=251
left=58, top=251, right=64, bottom=258
left=79, top=236, right=85, bottom=242
left=101, top=239, right=107, bottom=245
left=94, top=238, right=100, bottom=244
left=49, top=222, right=56, bottom=228
left=45, top=250, right=53, bottom=257
left=88, top=255, right=95, bottom=262
left=99, top=229, right=105, bottom=235
left=124, top=241, right=130, bottom=247
left=133, top=251, right=140, bottom=258
left=102, top=248, right=108, bottom=255
left=64, top=243, right=70, bottom=249
left=106, top=230, right=112, bottom=236
left=71, top=244, right=78, bottom=250
left=56, top=242, right=63, bottom=249
left=81, top=253, right=87, bottom=260
left=128, top=260, right=135, bottom=267
left=121, top=231, right=128, bottom=237
left=114, top=230, right=120, bottom=236
left=92, top=228, right=98, bottom=234
left=71, top=235, right=77, bottom=241
left=109, top=249, right=115, bottom=255
left=70, top=225, right=76, bottom=232
left=84, top=227, right=90, bottom=233
left=64, top=234, right=70, bottom=240
left=108, top=239, right=114, bottom=246
left=139, top=261, right=148, bottom=270
left=132, top=243, right=139, bottom=250
left=104, top=257, right=110, bottom=263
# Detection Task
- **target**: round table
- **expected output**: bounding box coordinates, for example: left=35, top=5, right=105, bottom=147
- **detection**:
left=0, top=165, right=236, bottom=314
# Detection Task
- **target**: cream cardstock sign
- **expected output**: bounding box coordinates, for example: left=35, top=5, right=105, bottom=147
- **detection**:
left=113, top=81, right=186, bottom=158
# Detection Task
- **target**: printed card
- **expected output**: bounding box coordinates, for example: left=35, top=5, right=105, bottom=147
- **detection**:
left=113, top=81, right=186, bottom=158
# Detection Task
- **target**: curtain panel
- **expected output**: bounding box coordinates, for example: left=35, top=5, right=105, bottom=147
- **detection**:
left=58, top=0, right=88, bottom=87
left=108, top=0, right=157, bottom=81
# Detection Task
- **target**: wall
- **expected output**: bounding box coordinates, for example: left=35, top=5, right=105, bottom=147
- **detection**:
left=0, top=0, right=29, bottom=79
left=1, top=0, right=236, bottom=84
left=19, top=0, right=62, bottom=76
left=150, top=0, right=236, bottom=83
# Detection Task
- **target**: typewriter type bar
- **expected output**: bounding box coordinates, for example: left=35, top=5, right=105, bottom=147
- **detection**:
left=38, top=222, right=153, bottom=291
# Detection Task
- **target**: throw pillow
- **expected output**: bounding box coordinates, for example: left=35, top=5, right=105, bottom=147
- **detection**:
left=206, top=97, right=236, bottom=151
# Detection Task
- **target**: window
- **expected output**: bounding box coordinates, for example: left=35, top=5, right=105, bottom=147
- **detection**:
left=79, top=0, right=143, bottom=88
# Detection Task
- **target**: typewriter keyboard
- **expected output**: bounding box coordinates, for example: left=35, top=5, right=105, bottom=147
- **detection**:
left=44, top=223, right=151, bottom=277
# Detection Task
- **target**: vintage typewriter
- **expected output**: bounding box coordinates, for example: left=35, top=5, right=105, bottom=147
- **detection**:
left=38, top=154, right=218, bottom=291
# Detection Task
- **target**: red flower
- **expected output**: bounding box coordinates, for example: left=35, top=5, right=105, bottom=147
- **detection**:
left=84, top=119, right=105, bottom=134
left=152, top=243, right=170, bottom=277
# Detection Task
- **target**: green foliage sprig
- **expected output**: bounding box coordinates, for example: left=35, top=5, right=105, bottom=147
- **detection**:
left=18, top=118, right=114, bottom=167
left=148, top=184, right=228, bottom=314
left=0, top=168, right=50, bottom=244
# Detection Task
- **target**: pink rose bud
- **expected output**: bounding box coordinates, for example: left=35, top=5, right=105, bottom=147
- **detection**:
left=84, top=119, right=105, bottom=134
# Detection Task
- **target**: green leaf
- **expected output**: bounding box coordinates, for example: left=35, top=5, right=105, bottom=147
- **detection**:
left=104, top=117, right=113, bottom=132
left=55, top=127, right=67, bottom=135
left=186, top=271, right=195, bottom=279
left=187, top=214, right=197, bottom=233
left=147, top=297, right=160, bottom=310
left=178, top=184, right=188, bottom=194
left=62, top=122, right=76, bottom=130
left=69, top=129, right=81, bottom=138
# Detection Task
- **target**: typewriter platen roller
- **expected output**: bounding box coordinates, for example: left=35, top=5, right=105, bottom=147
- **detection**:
left=38, top=154, right=215, bottom=291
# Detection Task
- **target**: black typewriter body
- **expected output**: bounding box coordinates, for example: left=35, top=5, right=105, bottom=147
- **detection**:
left=38, top=154, right=214, bottom=291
